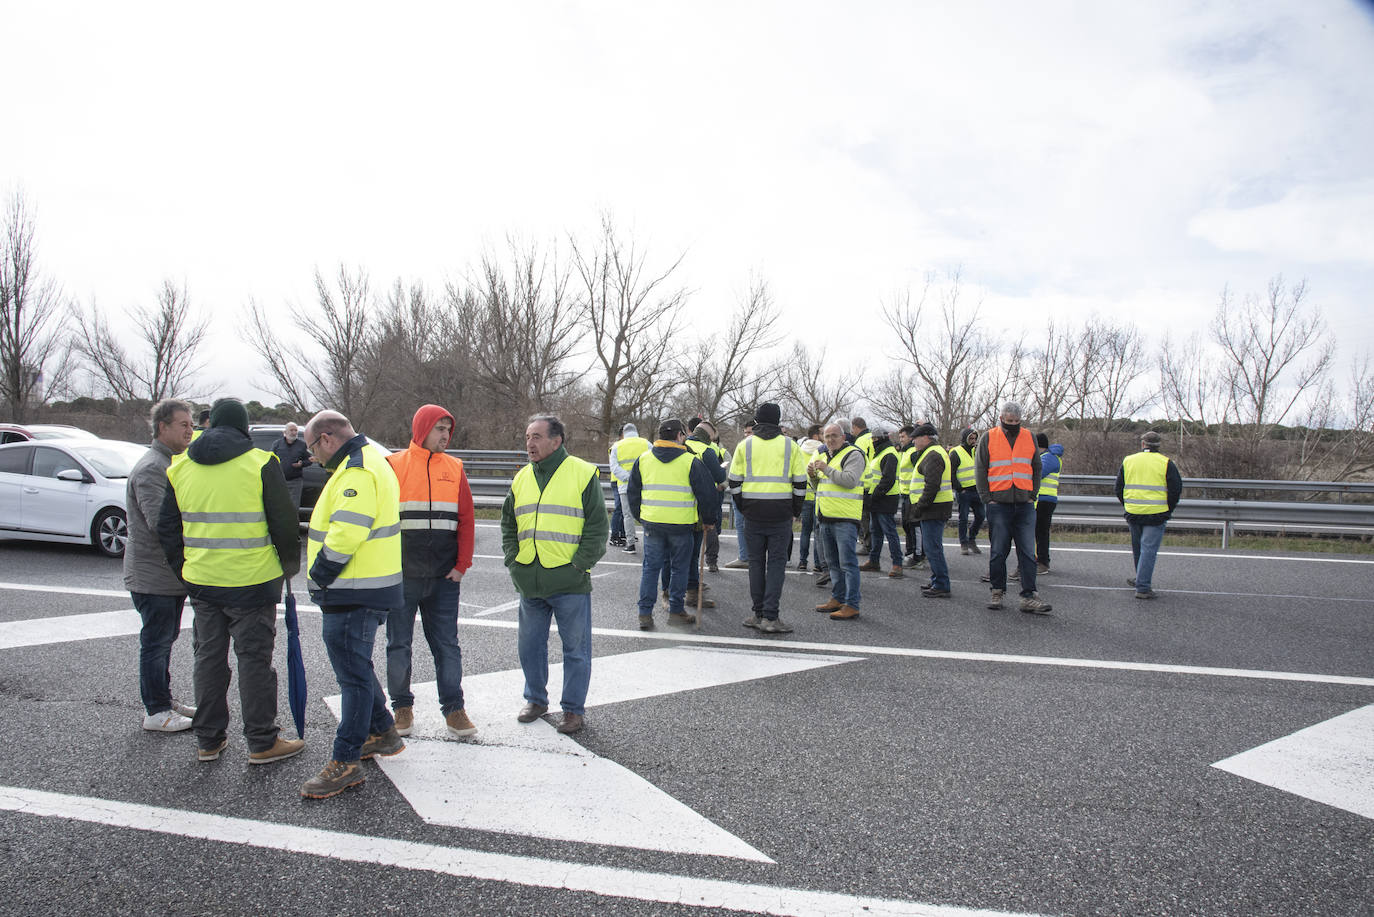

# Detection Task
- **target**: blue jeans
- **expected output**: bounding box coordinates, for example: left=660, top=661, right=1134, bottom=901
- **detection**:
left=386, top=576, right=465, bottom=715
left=1129, top=519, right=1167, bottom=592
left=919, top=519, right=950, bottom=590
left=986, top=501, right=1038, bottom=596
left=957, top=490, right=985, bottom=545
left=874, top=509, right=903, bottom=568
left=321, top=608, right=394, bottom=762
left=132, top=592, right=186, bottom=715
left=660, top=528, right=705, bottom=593
left=734, top=509, right=749, bottom=562
left=820, top=520, right=861, bottom=609
left=518, top=593, right=592, bottom=715
left=642, top=527, right=694, bottom=614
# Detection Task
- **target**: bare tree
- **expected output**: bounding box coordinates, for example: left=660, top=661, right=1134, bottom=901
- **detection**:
left=1024, top=321, right=1079, bottom=426
left=570, top=215, right=690, bottom=447
left=676, top=276, right=783, bottom=423
left=779, top=342, right=857, bottom=430
left=865, top=366, right=925, bottom=430
left=74, top=279, right=210, bottom=401
left=0, top=192, right=71, bottom=419
left=1082, top=317, right=1150, bottom=437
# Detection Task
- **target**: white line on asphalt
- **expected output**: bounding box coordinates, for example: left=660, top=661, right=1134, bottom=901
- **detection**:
left=451, top=619, right=1374, bottom=687
left=1048, top=546, right=1374, bottom=565
left=470, top=598, right=521, bottom=618
left=0, top=786, right=1041, bottom=917
left=0, top=608, right=190, bottom=649
left=1047, top=583, right=1374, bottom=604
left=0, top=582, right=128, bottom=597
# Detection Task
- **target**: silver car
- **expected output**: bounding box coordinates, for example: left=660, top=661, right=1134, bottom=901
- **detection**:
left=0, top=438, right=148, bottom=558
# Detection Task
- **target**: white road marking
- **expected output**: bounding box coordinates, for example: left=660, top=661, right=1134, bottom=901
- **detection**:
left=1047, top=583, right=1374, bottom=604
left=1212, top=704, right=1374, bottom=821
left=0, top=608, right=191, bottom=649
left=1047, top=546, right=1374, bottom=565
left=327, top=647, right=861, bottom=861
left=0, top=582, right=128, bottom=597
left=0, top=785, right=1040, bottom=917
left=470, top=598, right=521, bottom=618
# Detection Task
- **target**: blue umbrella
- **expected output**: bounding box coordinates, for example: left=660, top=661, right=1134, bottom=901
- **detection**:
left=284, top=581, right=308, bottom=740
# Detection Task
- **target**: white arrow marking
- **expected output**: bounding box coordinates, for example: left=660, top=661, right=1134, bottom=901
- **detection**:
left=1212, top=703, right=1374, bottom=821
left=326, top=646, right=862, bottom=861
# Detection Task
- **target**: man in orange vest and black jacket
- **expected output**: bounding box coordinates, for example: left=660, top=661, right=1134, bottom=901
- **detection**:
left=385, top=405, right=477, bottom=738
left=974, top=401, right=1051, bottom=615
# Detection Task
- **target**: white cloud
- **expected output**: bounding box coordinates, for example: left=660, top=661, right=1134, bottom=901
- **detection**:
left=1188, top=182, right=1374, bottom=263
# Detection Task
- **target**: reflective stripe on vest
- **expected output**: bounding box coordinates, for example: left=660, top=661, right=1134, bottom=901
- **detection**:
left=168, top=448, right=282, bottom=588
left=853, top=432, right=875, bottom=491
left=986, top=427, right=1035, bottom=492
left=815, top=445, right=864, bottom=520
left=307, top=443, right=404, bottom=598
left=952, top=444, right=976, bottom=488
left=915, top=444, right=954, bottom=503
left=864, top=445, right=898, bottom=496
left=1122, top=451, right=1170, bottom=515
left=897, top=447, right=916, bottom=497
left=511, top=455, right=599, bottom=566
left=637, top=449, right=699, bottom=525
left=1039, top=456, right=1061, bottom=502
left=736, top=436, right=802, bottom=501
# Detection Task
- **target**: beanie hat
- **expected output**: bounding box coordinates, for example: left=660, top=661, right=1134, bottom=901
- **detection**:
left=208, top=398, right=250, bottom=436
left=1036, top=432, right=1050, bottom=449
left=754, top=402, right=782, bottom=425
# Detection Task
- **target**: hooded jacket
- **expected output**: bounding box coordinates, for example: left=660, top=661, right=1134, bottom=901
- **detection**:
left=1038, top=444, right=1065, bottom=504
left=386, top=404, right=475, bottom=579
left=157, top=425, right=300, bottom=606
left=867, top=434, right=900, bottom=514
left=949, top=427, right=977, bottom=493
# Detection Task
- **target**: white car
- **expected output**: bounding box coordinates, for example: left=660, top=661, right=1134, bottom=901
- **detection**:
left=0, top=438, right=148, bottom=558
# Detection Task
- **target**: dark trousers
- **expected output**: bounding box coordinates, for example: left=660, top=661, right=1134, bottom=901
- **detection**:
left=957, top=489, right=985, bottom=545
left=986, top=501, right=1038, bottom=597
left=744, top=518, right=792, bottom=619
left=191, top=598, right=280, bottom=754
left=1035, top=501, right=1057, bottom=566
left=610, top=491, right=625, bottom=540
left=321, top=607, right=394, bottom=762
left=133, top=592, right=187, bottom=715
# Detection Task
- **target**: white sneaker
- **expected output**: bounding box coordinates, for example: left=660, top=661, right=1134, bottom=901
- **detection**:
left=143, top=710, right=193, bottom=732
left=171, top=699, right=197, bottom=717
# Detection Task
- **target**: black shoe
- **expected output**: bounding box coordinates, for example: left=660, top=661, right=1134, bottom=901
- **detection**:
left=707, top=561, right=719, bottom=573
left=921, top=588, right=952, bottom=598
left=797, top=561, right=808, bottom=571
left=815, top=573, right=831, bottom=587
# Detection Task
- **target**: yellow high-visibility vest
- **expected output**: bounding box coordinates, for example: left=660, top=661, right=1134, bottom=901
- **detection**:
left=952, top=444, right=976, bottom=489
left=168, top=449, right=282, bottom=587
left=1122, top=451, right=1170, bottom=515
left=636, top=449, right=698, bottom=525
left=730, top=436, right=806, bottom=502
left=307, top=442, right=403, bottom=603
left=914, top=444, right=954, bottom=504
left=815, top=445, right=864, bottom=521
left=511, top=455, right=599, bottom=566
left=864, top=445, right=898, bottom=497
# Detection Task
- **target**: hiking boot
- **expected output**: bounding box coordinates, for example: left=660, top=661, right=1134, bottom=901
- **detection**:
left=797, top=560, right=808, bottom=572
left=393, top=706, right=414, bottom=737
left=1037, top=563, right=1050, bottom=575
left=638, top=615, right=655, bottom=630
left=360, top=727, right=405, bottom=760
left=960, top=545, right=971, bottom=556
left=667, top=612, right=697, bottom=626
left=829, top=604, right=860, bottom=620
left=1019, top=593, right=1053, bottom=615
left=517, top=703, right=548, bottom=723
left=888, top=567, right=905, bottom=578
left=171, top=699, right=197, bottom=718
left=301, top=760, right=364, bottom=799
left=197, top=738, right=228, bottom=762
left=556, top=713, right=585, bottom=735
left=987, top=589, right=1004, bottom=609
left=742, top=616, right=762, bottom=629
left=758, top=617, right=793, bottom=634
left=815, top=598, right=843, bottom=613
left=922, top=588, right=952, bottom=598
left=446, top=709, right=477, bottom=737
left=143, top=710, right=192, bottom=733
left=1135, top=589, right=1157, bottom=600
left=815, top=573, right=831, bottom=587
left=248, top=736, right=306, bottom=765
left=858, top=560, right=881, bottom=572
left=723, top=559, right=749, bottom=569
left=685, top=589, right=715, bottom=608
left=707, top=561, right=719, bottom=573
left=970, top=542, right=982, bottom=554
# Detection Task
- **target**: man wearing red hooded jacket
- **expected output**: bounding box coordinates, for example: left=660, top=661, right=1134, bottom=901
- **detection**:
left=385, top=405, right=477, bottom=738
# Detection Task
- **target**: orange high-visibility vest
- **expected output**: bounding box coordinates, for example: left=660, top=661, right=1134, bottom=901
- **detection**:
left=985, top=427, right=1035, bottom=493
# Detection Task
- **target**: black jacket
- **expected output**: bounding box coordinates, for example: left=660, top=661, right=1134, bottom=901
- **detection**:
left=272, top=436, right=312, bottom=480
left=158, top=426, right=300, bottom=607
left=869, top=435, right=900, bottom=514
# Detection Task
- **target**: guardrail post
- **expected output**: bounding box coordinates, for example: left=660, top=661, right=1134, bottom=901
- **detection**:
left=1222, top=520, right=1232, bottom=550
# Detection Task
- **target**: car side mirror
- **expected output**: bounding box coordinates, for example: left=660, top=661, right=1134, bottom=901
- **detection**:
left=56, top=469, right=87, bottom=483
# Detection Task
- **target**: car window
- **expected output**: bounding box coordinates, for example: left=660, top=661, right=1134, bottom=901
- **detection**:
left=0, top=431, right=27, bottom=444
left=31, top=447, right=84, bottom=480
left=0, top=446, right=32, bottom=474
left=70, top=441, right=147, bottom=479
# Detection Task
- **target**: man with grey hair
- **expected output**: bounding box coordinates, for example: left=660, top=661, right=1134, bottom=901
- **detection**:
left=272, top=421, right=312, bottom=510
left=975, top=401, right=1051, bottom=614
left=1115, top=430, right=1182, bottom=599
left=126, top=398, right=197, bottom=732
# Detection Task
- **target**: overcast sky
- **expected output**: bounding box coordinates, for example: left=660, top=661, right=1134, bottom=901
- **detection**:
left=4, top=1, right=1373, bottom=407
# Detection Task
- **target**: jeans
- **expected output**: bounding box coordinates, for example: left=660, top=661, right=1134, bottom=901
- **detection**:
left=1129, top=519, right=1167, bottom=592
left=799, top=502, right=825, bottom=568
left=919, top=518, right=950, bottom=590
left=820, top=520, right=861, bottom=609
left=618, top=489, right=639, bottom=545
left=957, top=489, right=985, bottom=545
left=191, top=598, right=280, bottom=753
left=133, top=592, right=187, bottom=715
left=734, top=509, right=749, bottom=562
left=744, top=518, right=791, bottom=618
left=518, top=593, right=592, bottom=714
left=321, top=607, right=394, bottom=762
left=1035, top=501, right=1057, bottom=566
left=386, top=576, right=465, bottom=715
left=986, top=501, right=1038, bottom=597
left=874, top=509, right=903, bottom=568
left=642, top=527, right=695, bottom=614
left=610, top=488, right=625, bottom=540
left=705, top=492, right=724, bottom=563
left=660, top=528, right=705, bottom=593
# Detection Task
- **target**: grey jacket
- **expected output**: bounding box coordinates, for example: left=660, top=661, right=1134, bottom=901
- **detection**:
left=123, top=440, right=187, bottom=595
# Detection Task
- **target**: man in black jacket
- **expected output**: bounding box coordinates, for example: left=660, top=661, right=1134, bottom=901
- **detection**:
left=858, top=427, right=904, bottom=577
left=272, top=421, right=312, bottom=509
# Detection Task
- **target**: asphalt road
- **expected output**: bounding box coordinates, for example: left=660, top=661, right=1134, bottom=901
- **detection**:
left=0, top=525, right=1370, bottom=917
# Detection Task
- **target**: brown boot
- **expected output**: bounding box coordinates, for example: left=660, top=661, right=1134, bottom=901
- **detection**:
left=814, top=598, right=843, bottom=613
left=829, top=604, right=860, bottom=619
left=888, top=567, right=905, bottom=578
left=858, top=560, right=881, bottom=572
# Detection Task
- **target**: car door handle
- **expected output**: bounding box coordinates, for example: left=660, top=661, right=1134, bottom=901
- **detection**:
left=23, top=487, right=39, bottom=494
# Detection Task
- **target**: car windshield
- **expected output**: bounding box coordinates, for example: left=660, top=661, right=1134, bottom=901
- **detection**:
left=29, top=426, right=98, bottom=440
left=69, top=441, right=149, bottom=479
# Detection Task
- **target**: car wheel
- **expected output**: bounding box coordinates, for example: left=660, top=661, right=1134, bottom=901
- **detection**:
left=92, top=507, right=128, bottom=558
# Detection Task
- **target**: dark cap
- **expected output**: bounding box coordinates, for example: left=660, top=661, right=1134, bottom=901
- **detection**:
left=912, top=422, right=938, bottom=438
left=754, top=402, right=781, bottom=425
left=1141, top=430, right=1163, bottom=450
left=658, top=418, right=687, bottom=439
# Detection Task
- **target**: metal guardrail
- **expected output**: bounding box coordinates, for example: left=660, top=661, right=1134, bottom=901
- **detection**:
left=453, top=452, right=1374, bottom=548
